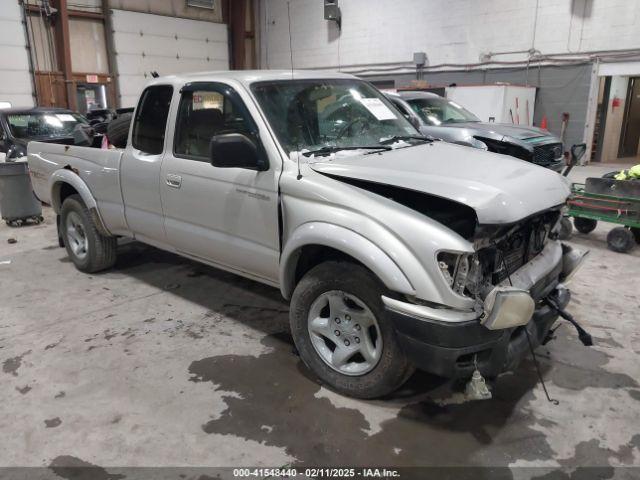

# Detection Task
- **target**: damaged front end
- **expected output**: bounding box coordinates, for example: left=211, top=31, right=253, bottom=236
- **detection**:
left=383, top=200, right=589, bottom=383
left=323, top=172, right=587, bottom=332
left=436, top=208, right=588, bottom=330
left=307, top=145, right=587, bottom=388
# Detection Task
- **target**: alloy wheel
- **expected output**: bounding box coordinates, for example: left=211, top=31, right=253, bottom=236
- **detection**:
left=65, top=211, right=88, bottom=260
left=307, top=290, right=383, bottom=376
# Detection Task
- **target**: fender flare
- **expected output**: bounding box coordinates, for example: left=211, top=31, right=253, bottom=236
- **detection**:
left=49, top=169, right=111, bottom=236
left=280, top=222, right=415, bottom=299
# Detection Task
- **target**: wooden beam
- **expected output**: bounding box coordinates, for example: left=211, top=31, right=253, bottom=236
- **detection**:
left=24, top=4, right=40, bottom=15
left=50, top=0, right=77, bottom=110
left=246, top=0, right=256, bottom=68
left=220, top=0, right=230, bottom=24
left=25, top=3, right=104, bottom=20
left=228, top=0, right=247, bottom=69
left=68, top=9, right=104, bottom=20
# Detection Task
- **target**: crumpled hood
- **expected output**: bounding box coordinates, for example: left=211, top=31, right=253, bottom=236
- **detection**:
left=309, top=142, right=570, bottom=224
left=446, top=122, right=555, bottom=141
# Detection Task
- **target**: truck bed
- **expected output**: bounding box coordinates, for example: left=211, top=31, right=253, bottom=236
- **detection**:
left=27, top=142, right=128, bottom=235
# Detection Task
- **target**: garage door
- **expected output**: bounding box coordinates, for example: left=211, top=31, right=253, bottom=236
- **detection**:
left=0, top=2, right=34, bottom=108
left=110, top=9, right=228, bottom=108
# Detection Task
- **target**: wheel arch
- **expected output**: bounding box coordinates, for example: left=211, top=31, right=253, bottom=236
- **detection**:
left=50, top=169, right=111, bottom=236
left=280, top=222, right=414, bottom=300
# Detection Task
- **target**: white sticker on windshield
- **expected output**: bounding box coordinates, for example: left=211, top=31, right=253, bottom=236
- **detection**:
left=360, top=98, right=397, bottom=121
left=56, top=114, right=76, bottom=122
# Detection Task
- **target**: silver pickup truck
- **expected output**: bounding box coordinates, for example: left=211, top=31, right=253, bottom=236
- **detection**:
left=28, top=70, right=586, bottom=399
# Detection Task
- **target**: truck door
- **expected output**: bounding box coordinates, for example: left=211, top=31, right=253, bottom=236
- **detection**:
left=160, top=82, right=281, bottom=284
left=120, top=85, right=173, bottom=245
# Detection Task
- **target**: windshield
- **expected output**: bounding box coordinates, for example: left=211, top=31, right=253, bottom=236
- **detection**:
left=251, top=79, right=420, bottom=154
left=406, top=97, right=480, bottom=125
left=7, top=112, right=87, bottom=139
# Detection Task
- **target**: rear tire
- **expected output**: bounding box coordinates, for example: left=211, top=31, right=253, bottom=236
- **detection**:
left=574, top=217, right=597, bottom=234
left=289, top=261, right=414, bottom=399
left=606, top=227, right=635, bottom=253
left=106, top=112, right=132, bottom=148
left=60, top=194, right=117, bottom=272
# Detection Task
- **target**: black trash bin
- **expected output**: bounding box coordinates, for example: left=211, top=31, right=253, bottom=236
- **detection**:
left=0, top=161, right=43, bottom=226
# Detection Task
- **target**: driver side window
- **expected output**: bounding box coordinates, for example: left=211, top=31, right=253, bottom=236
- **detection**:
left=174, top=86, right=253, bottom=161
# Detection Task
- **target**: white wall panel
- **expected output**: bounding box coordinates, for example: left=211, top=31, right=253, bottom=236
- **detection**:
left=70, top=18, right=109, bottom=73
left=109, top=0, right=223, bottom=23
left=0, top=1, right=34, bottom=107
left=111, top=9, right=228, bottom=107
left=259, top=0, right=640, bottom=73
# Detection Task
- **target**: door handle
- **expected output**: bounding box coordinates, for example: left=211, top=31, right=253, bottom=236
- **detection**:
left=166, top=174, right=182, bottom=188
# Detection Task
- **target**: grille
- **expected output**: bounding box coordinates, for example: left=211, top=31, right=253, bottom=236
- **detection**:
left=503, top=243, right=527, bottom=274
left=533, top=143, right=563, bottom=165
left=493, top=234, right=527, bottom=284
left=476, top=210, right=560, bottom=288
left=490, top=212, right=557, bottom=284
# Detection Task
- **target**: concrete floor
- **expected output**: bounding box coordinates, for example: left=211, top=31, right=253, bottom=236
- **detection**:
left=0, top=164, right=639, bottom=478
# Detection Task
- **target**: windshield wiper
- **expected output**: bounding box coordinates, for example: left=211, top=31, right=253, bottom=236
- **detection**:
left=444, top=119, right=479, bottom=124
left=378, top=135, right=433, bottom=145
left=302, top=145, right=391, bottom=157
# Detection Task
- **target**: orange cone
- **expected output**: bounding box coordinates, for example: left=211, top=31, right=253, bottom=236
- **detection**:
left=540, top=115, right=548, bottom=130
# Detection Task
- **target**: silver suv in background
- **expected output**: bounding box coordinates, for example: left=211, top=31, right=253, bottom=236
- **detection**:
left=385, top=90, right=566, bottom=172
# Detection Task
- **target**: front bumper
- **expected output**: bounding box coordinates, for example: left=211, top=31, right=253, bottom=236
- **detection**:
left=388, top=286, right=569, bottom=378
left=384, top=241, right=585, bottom=378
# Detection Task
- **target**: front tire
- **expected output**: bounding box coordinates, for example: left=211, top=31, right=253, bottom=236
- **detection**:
left=60, top=194, right=117, bottom=272
left=290, top=261, right=414, bottom=399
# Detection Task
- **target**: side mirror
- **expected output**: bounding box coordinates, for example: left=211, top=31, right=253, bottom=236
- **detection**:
left=209, top=133, right=267, bottom=171
left=570, top=143, right=587, bottom=165
left=561, top=143, right=587, bottom=177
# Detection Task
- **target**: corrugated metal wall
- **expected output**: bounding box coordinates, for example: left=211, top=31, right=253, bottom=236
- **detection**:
left=0, top=1, right=34, bottom=107
left=110, top=9, right=229, bottom=107
left=368, top=64, right=593, bottom=149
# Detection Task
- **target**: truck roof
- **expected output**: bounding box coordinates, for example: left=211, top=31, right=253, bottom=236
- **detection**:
left=0, top=107, right=76, bottom=117
left=391, top=91, right=441, bottom=101
left=147, top=69, right=358, bottom=88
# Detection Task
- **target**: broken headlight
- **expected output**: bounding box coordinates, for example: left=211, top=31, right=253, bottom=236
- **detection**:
left=437, top=252, right=468, bottom=295
left=438, top=252, right=485, bottom=297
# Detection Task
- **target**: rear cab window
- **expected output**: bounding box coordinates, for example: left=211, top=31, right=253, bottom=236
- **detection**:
left=131, top=85, right=173, bottom=154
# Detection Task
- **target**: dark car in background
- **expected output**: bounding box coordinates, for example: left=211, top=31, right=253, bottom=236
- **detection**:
left=385, top=91, right=566, bottom=172
left=0, top=107, right=94, bottom=162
